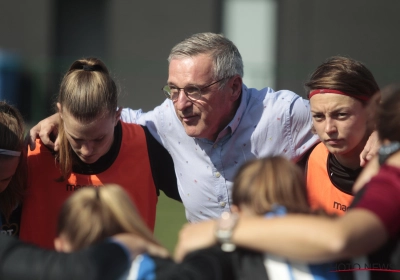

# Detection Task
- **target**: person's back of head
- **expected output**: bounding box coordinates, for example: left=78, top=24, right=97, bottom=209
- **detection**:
left=373, top=84, right=400, bottom=142
left=231, top=156, right=311, bottom=216
left=55, top=184, right=160, bottom=252
left=305, top=56, right=379, bottom=104
left=0, top=101, right=26, bottom=220
left=168, top=32, right=244, bottom=86
left=58, top=57, right=118, bottom=122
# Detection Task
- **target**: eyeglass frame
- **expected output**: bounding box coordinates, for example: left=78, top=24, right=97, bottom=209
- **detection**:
left=162, top=77, right=228, bottom=101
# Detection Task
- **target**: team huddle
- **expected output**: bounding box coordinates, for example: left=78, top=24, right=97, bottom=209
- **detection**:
left=1, top=32, right=399, bottom=280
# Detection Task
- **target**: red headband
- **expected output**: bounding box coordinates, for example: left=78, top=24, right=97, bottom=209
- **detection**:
left=308, top=89, right=370, bottom=102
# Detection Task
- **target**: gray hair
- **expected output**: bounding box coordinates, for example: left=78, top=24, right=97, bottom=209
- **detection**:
left=168, top=32, right=244, bottom=88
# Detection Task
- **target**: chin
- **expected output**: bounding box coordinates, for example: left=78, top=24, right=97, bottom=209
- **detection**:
left=329, top=147, right=353, bottom=156
left=183, top=125, right=201, bottom=138
left=79, top=156, right=98, bottom=164
left=326, top=145, right=346, bottom=154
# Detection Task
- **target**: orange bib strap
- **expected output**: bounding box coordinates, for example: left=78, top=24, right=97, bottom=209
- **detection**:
left=306, top=143, right=354, bottom=215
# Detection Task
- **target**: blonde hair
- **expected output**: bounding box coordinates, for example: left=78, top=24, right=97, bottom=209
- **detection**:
left=0, top=101, right=26, bottom=220
left=232, top=156, right=312, bottom=215
left=57, top=57, right=118, bottom=179
left=57, top=184, right=160, bottom=251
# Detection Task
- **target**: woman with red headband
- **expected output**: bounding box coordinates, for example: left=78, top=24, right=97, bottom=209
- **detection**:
left=175, top=85, right=400, bottom=279
left=305, top=56, right=379, bottom=215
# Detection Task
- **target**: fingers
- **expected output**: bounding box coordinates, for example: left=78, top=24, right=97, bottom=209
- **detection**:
left=38, top=128, right=55, bottom=150
left=174, top=224, right=193, bottom=262
left=359, top=151, right=368, bottom=167
left=28, top=113, right=60, bottom=150
left=146, top=244, right=170, bottom=258
left=360, top=131, right=380, bottom=167
left=112, top=233, right=170, bottom=260
left=360, top=146, right=374, bottom=167
left=54, top=136, right=60, bottom=152
left=28, top=123, right=41, bottom=151
left=174, top=241, right=185, bottom=262
left=173, top=220, right=216, bottom=262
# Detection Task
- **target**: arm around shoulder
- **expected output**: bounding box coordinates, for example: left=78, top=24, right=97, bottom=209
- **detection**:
left=230, top=210, right=387, bottom=263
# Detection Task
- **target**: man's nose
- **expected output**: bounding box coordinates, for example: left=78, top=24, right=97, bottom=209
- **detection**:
left=174, top=90, right=192, bottom=111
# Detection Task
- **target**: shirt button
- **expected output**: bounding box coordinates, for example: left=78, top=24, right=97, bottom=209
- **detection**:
left=213, top=144, right=218, bottom=149
left=215, top=172, right=221, bottom=178
left=220, top=201, right=226, bottom=207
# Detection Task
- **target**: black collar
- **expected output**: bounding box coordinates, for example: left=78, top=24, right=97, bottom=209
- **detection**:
left=327, top=153, right=362, bottom=195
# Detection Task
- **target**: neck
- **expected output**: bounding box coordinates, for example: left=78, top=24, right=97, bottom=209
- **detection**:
left=209, top=94, right=242, bottom=142
left=334, top=154, right=361, bottom=170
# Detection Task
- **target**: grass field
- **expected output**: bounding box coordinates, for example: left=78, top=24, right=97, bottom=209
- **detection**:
left=154, top=192, right=187, bottom=254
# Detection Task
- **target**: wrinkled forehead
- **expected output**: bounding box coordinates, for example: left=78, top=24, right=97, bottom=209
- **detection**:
left=168, top=54, right=215, bottom=82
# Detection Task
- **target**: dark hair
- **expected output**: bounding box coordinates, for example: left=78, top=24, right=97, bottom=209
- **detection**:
left=57, top=57, right=118, bottom=179
left=305, top=56, right=379, bottom=104
left=374, top=85, right=400, bottom=142
left=0, top=101, right=26, bottom=220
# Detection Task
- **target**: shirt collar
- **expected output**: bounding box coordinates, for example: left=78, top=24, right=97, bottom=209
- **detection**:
left=227, top=84, right=248, bottom=135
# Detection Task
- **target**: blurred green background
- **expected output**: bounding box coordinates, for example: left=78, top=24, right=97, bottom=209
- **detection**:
left=154, top=192, right=187, bottom=254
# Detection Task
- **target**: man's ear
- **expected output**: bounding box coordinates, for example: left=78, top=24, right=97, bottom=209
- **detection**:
left=115, top=107, right=122, bottom=126
left=57, top=103, right=63, bottom=119
left=229, top=75, right=243, bottom=101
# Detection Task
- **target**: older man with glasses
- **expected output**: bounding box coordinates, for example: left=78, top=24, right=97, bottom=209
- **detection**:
left=120, top=33, right=318, bottom=223
left=29, top=32, right=375, bottom=223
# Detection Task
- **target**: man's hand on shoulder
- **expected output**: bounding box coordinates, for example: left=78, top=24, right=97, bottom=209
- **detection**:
left=112, top=233, right=169, bottom=259
left=174, top=220, right=217, bottom=263
left=360, top=131, right=380, bottom=167
left=28, top=113, right=60, bottom=151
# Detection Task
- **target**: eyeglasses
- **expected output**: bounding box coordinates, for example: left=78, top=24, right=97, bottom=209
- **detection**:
left=162, top=77, right=227, bottom=101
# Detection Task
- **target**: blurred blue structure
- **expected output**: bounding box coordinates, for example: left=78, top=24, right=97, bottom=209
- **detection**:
left=0, top=50, right=21, bottom=107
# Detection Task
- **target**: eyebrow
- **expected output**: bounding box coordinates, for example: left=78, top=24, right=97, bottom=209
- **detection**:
left=67, top=131, right=105, bottom=141
left=168, top=81, right=206, bottom=88
left=65, top=130, right=82, bottom=141
left=311, top=106, right=351, bottom=113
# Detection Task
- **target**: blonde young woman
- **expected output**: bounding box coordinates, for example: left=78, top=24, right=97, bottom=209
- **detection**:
left=54, top=184, right=172, bottom=279
left=20, top=58, right=179, bottom=249
left=55, top=184, right=241, bottom=280
left=0, top=102, right=160, bottom=280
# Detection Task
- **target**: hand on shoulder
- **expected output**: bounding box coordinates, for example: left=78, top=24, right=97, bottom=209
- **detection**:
left=28, top=113, right=60, bottom=151
left=174, top=220, right=217, bottom=262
